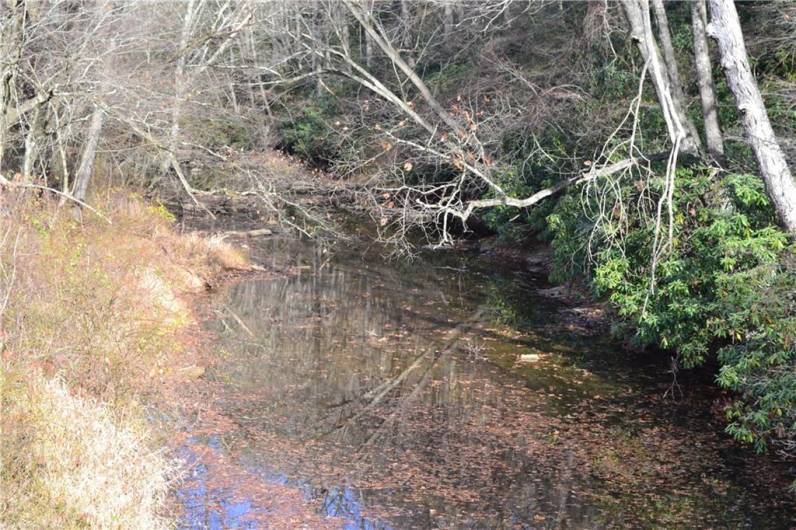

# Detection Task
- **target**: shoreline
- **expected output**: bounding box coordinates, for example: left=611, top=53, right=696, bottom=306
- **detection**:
left=3, top=191, right=792, bottom=528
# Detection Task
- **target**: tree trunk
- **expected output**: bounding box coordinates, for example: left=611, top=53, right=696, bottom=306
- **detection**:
left=73, top=106, right=105, bottom=202
left=399, top=0, right=415, bottom=68
left=362, top=0, right=374, bottom=68
left=54, top=109, right=71, bottom=197
left=650, top=0, right=702, bottom=146
left=650, top=0, right=685, bottom=101
left=622, top=0, right=701, bottom=154
left=22, top=106, right=43, bottom=179
left=691, top=0, right=724, bottom=161
left=707, top=0, right=796, bottom=231
left=165, top=0, right=197, bottom=174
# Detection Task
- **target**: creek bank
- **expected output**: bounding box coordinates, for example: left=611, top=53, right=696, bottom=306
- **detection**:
left=474, top=235, right=611, bottom=337
left=0, top=191, right=266, bottom=529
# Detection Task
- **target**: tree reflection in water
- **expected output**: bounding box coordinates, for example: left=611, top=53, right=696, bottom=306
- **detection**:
left=177, top=235, right=795, bottom=529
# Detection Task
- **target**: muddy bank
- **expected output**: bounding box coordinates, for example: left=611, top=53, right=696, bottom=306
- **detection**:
left=476, top=237, right=611, bottom=337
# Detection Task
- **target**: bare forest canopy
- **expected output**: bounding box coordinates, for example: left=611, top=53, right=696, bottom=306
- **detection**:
left=2, top=0, right=796, bottom=475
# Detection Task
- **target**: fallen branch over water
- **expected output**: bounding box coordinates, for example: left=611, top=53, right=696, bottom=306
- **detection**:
left=445, top=159, right=636, bottom=222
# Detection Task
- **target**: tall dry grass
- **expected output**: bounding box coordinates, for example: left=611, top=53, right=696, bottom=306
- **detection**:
left=1, top=376, right=173, bottom=529
left=0, top=189, right=249, bottom=528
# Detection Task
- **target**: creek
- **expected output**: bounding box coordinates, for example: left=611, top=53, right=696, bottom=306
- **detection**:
left=175, top=224, right=795, bottom=529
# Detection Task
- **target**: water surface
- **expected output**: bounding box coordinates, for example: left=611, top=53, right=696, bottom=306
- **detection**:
left=176, top=232, right=795, bottom=529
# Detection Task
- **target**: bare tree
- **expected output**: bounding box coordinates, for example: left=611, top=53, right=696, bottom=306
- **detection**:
left=691, top=0, right=724, bottom=162
left=621, top=0, right=700, bottom=154
left=164, top=0, right=254, bottom=173
left=343, top=0, right=467, bottom=139
left=707, top=0, right=796, bottom=232
left=72, top=106, right=105, bottom=202
left=0, top=2, right=55, bottom=173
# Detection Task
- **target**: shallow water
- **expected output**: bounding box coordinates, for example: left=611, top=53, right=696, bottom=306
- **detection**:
left=176, top=232, right=795, bottom=529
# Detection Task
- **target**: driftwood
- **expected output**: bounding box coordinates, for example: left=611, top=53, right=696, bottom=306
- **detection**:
left=173, top=193, right=260, bottom=215
left=217, top=228, right=273, bottom=239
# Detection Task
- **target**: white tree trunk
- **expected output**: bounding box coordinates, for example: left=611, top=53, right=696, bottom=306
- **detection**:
left=22, top=106, right=43, bottom=179
left=691, top=0, right=725, bottom=161
left=707, top=0, right=796, bottom=231
left=165, top=0, right=197, bottom=174
left=621, top=0, right=701, bottom=154
left=650, top=0, right=685, bottom=102
left=73, top=106, right=105, bottom=202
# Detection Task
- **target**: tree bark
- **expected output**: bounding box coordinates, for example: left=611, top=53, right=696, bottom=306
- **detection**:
left=621, top=0, right=701, bottom=154
left=707, top=0, right=796, bottom=231
left=73, top=106, right=105, bottom=202
left=22, top=106, right=43, bottom=179
left=53, top=109, right=71, bottom=197
left=650, top=0, right=685, bottom=101
left=691, top=0, right=725, bottom=161
left=361, top=0, right=374, bottom=68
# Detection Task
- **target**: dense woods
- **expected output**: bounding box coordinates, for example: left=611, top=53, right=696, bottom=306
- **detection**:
left=2, top=0, right=796, bottom=523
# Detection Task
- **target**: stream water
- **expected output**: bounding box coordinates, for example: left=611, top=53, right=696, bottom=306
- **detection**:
left=175, top=228, right=795, bottom=529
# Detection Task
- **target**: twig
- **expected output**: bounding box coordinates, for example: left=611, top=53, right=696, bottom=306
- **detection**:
left=0, top=175, right=112, bottom=224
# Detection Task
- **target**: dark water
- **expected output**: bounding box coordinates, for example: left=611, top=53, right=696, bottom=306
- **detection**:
left=176, top=233, right=796, bottom=529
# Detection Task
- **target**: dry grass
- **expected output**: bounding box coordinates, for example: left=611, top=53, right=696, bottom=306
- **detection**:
left=205, top=234, right=252, bottom=270
left=1, top=376, right=173, bottom=529
left=0, top=189, right=251, bottom=528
